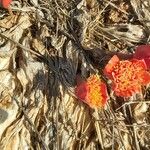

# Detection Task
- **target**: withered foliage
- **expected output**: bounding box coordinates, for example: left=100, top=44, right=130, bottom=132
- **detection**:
left=0, top=0, right=150, bottom=149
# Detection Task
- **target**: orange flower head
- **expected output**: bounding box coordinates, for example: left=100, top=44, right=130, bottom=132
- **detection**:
left=104, top=55, right=150, bottom=97
left=75, top=74, right=108, bottom=108
left=134, top=45, right=150, bottom=69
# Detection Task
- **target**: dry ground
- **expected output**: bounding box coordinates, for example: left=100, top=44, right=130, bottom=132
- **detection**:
left=0, top=0, right=150, bottom=149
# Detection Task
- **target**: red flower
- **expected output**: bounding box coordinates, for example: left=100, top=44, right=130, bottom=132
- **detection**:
left=133, top=45, right=150, bottom=69
left=75, top=74, right=108, bottom=108
left=0, top=0, right=12, bottom=8
left=104, top=55, right=150, bottom=97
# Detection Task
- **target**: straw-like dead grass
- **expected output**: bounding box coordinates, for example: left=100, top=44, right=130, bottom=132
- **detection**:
left=0, top=0, right=150, bottom=149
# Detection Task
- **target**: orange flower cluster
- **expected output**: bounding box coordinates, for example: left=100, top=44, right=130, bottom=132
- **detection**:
left=104, top=55, right=150, bottom=97
left=75, top=75, right=108, bottom=108
left=75, top=45, right=150, bottom=108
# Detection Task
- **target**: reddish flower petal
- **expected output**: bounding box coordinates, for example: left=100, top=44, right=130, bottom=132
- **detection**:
left=134, top=45, right=150, bottom=58
left=75, top=74, right=108, bottom=108
left=100, top=82, right=109, bottom=105
left=104, top=55, right=120, bottom=78
left=1, top=0, right=12, bottom=8
left=134, top=45, right=150, bottom=69
left=112, top=82, right=141, bottom=97
left=139, top=71, right=150, bottom=85
left=75, top=81, right=87, bottom=101
left=131, top=59, right=147, bottom=70
left=143, top=58, right=150, bottom=69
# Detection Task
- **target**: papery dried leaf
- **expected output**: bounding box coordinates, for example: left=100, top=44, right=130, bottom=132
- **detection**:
left=101, top=24, right=146, bottom=43
left=130, top=0, right=150, bottom=27
left=133, top=102, right=148, bottom=124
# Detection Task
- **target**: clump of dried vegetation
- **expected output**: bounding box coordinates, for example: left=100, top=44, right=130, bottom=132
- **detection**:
left=0, top=0, right=150, bottom=149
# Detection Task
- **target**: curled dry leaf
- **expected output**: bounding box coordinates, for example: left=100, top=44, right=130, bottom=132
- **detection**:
left=133, top=102, right=148, bottom=124
left=0, top=13, right=48, bottom=149
left=1, top=0, right=150, bottom=149
left=101, top=24, right=146, bottom=43
left=0, top=71, right=19, bottom=140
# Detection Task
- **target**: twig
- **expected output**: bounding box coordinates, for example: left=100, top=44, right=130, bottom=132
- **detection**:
left=103, top=0, right=129, bottom=15
left=116, top=101, right=150, bottom=111
left=111, top=124, right=115, bottom=150
left=94, top=109, right=105, bottom=150
left=133, top=124, right=140, bottom=150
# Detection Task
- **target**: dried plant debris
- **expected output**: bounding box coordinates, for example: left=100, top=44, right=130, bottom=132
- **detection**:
left=130, top=0, right=150, bottom=27
left=0, top=0, right=150, bottom=149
